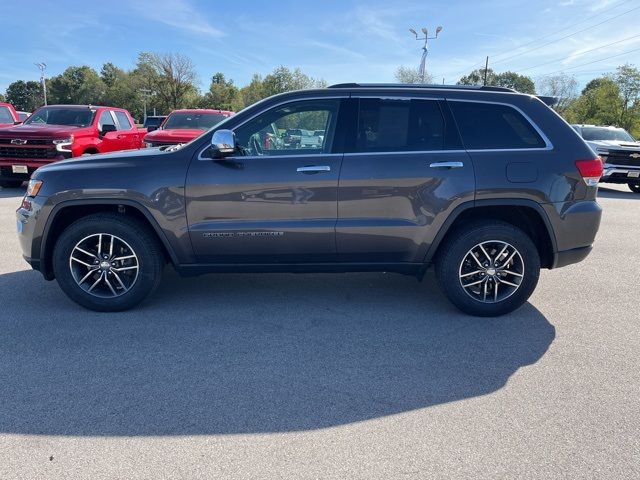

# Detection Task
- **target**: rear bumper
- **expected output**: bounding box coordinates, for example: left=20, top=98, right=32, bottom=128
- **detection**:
left=543, top=200, right=602, bottom=269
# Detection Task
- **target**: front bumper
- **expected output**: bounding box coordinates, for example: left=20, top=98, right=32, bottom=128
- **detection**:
left=16, top=195, right=48, bottom=276
left=601, top=164, right=640, bottom=184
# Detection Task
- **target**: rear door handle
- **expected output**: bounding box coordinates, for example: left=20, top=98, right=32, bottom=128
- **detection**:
left=429, top=161, right=464, bottom=169
left=297, top=165, right=331, bottom=173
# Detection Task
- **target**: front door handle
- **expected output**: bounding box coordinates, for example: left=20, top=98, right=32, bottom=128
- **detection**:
left=429, top=161, right=464, bottom=169
left=297, top=165, right=331, bottom=173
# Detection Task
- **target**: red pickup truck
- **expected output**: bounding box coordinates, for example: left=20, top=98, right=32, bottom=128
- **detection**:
left=143, top=109, right=234, bottom=147
left=0, top=104, right=146, bottom=188
left=0, top=102, right=21, bottom=128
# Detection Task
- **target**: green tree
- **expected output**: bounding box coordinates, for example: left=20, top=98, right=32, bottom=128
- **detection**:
left=5, top=80, right=43, bottom=111
left=239, top=74, right=266, bottom=107
left=48, top=66, right=106, bottom=104
left=200, top=73, right=243, bottom=111
left=0, top=92, right=5, bottom=102
left=614, top=64, right=640, bottom=131
left=565, top=78, right=622, bottom=126
left=458, top=68, right=535, bottom=94
left=262, top=66, right=326, bottom=97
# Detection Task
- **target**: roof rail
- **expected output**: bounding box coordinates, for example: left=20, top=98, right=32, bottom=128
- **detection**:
left=327, top=83, right=516, bottom=93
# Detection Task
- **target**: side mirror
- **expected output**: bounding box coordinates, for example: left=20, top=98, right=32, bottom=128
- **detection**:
left=147, top=126, right=158, bottom=132
left=14, top=121, right=22, bottom=125
left=210, top=129, right=235, bottom=157
left=100, top=124, right=117, bottom=135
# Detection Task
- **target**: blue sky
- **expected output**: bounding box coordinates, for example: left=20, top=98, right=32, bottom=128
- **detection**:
left=1, top=0, right=639, bottom=93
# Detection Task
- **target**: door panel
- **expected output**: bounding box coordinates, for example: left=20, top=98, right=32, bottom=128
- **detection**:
left=185, top=98, right=344, bottom=263
left=336, top=97, right=475, bottom=263
left=337, top=151, right=474, bottom=262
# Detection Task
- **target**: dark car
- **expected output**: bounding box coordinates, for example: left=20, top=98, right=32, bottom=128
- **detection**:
left=142, top=115, right=167, bottom=133
left=17, top=84, right=603, bottom=316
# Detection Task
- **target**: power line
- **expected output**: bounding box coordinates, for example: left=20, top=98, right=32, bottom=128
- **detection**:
left=517, top=34, right=640, bottom=73
left=451, top=0, right=639, bottom=79
left=543, top=45, right=640, bottom=75
left=481, top=0, right=635, bottom=63
left=491, top=5, right=640, bottom=66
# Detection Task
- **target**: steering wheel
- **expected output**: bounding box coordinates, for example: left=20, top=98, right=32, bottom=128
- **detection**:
left=249, top=135, right=264, bottom=156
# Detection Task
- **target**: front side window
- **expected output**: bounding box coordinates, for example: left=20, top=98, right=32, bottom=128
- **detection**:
left=355, top=98, right=445, bottom=152
left=0, top=106, right=14, bottom=123
left=25, top=107, right=95, bottom=127
left=449, top=101, right=546, bottom=150
left=114, top=111, right=132, bottom=130
left=234, top=99, right=339, bottom=156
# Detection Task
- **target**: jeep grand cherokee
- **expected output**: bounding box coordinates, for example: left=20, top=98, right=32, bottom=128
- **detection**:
left=16, top=84, right=603, bottom=316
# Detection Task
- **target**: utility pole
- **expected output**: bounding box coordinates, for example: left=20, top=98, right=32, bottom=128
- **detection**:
left=35, top=63, right=47, bottom=105
left=139, top=88, right=152, bottom=123
left=483, top=56, right=489, bottom=86
left=409, top=26, right=443, bottom=83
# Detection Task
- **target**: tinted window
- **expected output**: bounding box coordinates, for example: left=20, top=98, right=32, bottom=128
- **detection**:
left=450, top=101, right=546, bottom=149
left=114, top=111, right=132, bottom=130
left=355, top=99, right=445, bottom=152
left=0, top=107, right=13, bottom=123
left=234, top=99, right=339, bottom=156
left=25, top=107, right=95, bottom=127
left=98, top=110, right=116, bottom=130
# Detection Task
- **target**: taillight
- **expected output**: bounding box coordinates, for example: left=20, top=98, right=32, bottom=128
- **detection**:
left=575, top=158, right=603, bottom=187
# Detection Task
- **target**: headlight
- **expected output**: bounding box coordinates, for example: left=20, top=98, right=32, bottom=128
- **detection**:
left=53, top=136, right=74, bottom=152
left=26, top=179, right=43, bottom=197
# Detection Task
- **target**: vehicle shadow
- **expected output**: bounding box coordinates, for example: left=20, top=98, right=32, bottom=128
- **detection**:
left=0, top=186, right=25, bottom=199
left=0, top=268, right=555, bottom=436
left=598, top=186, right=640, bottom=200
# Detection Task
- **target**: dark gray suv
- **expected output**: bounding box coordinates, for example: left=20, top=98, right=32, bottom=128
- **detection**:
left=16, top=84, right=603, bottom=316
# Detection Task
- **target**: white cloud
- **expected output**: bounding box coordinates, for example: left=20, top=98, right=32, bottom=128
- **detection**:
left=132, top=0, right=224, bottom=38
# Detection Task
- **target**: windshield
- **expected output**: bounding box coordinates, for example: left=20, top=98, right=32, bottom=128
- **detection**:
left=582, top=127, right=636, bottom=142
left=25, top=107, right=95, bottom=127
left=163, top=112, right=228, bottom=130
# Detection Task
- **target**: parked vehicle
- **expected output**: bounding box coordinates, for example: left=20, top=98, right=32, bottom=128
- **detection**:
left=0, top=102, right=20, bottom=127
left=17, top=111, right=31, bottom=122
left=17, top=84, right=602, bottom=316
left=143, top=109, right=233, bottom=147
left=0, top=105, right=145, bottom=188
left=572, top=124, right=640, bottom=193
left=142, top=115, right=167, bottom=133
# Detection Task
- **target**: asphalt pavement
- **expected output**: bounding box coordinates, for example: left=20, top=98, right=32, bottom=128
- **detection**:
left=0, top=184, right=638, bottom=479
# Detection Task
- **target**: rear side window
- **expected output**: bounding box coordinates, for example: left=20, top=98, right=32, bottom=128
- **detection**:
left=449, top=101, right=546, bottom=150
left=355, top=98, right=445, bottom=152
left=114, top=111, right=132, bottom=130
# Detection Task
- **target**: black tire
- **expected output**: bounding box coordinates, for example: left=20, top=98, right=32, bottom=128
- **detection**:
left=435, top=221, right=540, bottom=317
left=0, top=180, right=24, bottom=188
left=52, top=213, right=164, bottom=312
left=628, top=183, right=640, bottom=193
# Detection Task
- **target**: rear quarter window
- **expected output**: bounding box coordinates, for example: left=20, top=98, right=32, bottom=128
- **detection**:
left=114, top=111, right=133, bottom=130
left=449, top=101, right=547, bottom=150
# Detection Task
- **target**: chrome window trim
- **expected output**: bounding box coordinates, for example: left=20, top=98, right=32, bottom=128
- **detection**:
left=197, top=151, right=343, bottom=161
left=197, top=95, right=347, bottom=161
left=343, top=150, right=466, bottom=157
left=446, top=98, right=554, bottom=151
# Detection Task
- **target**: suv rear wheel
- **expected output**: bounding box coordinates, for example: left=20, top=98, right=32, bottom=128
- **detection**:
left=435, top=221, right=540, bottom=317
left=628, top=183, right=640, bottom=194
left=52, top=213, right=164, bottom=312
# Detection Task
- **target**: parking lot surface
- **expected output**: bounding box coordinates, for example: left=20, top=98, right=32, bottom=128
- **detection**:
left=0, top=185, right=638, bottom=479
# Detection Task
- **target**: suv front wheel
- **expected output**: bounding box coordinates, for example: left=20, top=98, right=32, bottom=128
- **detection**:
left=435, top=221, right=540, bottom=317
left=52, top=213, right=164, bottom=312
